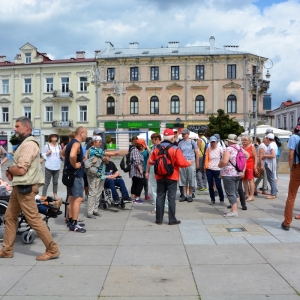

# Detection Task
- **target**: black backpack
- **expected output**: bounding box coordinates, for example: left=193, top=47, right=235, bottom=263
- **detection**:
left=120, top=148, right=133, bottom=173
left=154, top=144, right=175, bottom=176
left=274, top=136, right=282, bottom=148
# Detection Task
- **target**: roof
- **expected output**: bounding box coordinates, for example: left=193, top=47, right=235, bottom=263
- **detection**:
left=97, top=45, right=254, bottom=59
left=273, top=100, right=300, bottom=111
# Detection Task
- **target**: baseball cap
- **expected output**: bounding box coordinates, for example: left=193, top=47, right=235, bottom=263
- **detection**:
left=209, top=136, right=218, bottom=142
left=92, top=135, right=102, bottom=141
left=265, top=128, right=273, bottom=134
left=266, top=133, right=274, bottom=139
left=93, top=128, right=102, bottom=135
left=164, top=128, right=174, bottom=136
left=181, top=128, right=190, bottom=134
left=214, top=133, right=220, bottom=141
left=198, top=130, right=204, bottom=135
left=136, top=139, right=146, bottom=148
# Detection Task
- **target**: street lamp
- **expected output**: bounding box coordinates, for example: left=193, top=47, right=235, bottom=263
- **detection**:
left=247, top=57, right=273, bottom=140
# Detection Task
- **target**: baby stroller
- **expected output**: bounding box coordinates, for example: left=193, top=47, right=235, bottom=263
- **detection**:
left=100, top=186, right=126, bottom=210
left=0, top=196, right=66, bottom=244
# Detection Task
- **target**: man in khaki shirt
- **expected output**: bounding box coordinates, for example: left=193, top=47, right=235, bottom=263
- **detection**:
left=0, top=117, right=59, bottom=261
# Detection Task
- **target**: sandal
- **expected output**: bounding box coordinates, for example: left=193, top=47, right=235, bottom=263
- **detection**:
left=265, top=196, right=277, bottom=199
left=295, top=214, right=300, bottom=219
left=151, top=210, right=156, bottom=214
left=246, top=197, right=254, bottom=202
left=77, top=218, right=83, bottom=222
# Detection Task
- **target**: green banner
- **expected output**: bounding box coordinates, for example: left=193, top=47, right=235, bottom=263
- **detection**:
left=105, top=121, right=160, bottom=129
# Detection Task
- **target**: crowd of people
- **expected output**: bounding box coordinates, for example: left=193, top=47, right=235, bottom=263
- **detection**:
left=1, top=118, right=300, bottom=261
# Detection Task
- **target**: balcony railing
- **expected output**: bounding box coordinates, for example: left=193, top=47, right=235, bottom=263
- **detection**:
left=52, top=120, right=73, bottom=128
left=52, top=89, right=73, bottom=98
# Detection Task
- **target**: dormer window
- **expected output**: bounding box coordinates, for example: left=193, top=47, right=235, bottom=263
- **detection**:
left=25, top=53, right=31, bottom=64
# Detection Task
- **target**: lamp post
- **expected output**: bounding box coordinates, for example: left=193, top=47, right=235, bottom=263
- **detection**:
left=247, top=57, right=273, bottom=140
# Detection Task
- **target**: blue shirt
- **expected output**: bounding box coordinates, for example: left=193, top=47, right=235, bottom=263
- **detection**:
left=288, top=134, right=300, bottom=164
left=141, top=149, right=149, bottom=171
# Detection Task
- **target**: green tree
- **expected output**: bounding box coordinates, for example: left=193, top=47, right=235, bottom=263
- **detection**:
left=9, top=134, right=19, bottom=145
left=206, top=109, right=244, bottom=140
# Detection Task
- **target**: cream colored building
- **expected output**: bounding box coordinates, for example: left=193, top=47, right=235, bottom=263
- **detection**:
left=96, top=37, right=271, bottom=149
left=0, top=43, right=97, bottom=151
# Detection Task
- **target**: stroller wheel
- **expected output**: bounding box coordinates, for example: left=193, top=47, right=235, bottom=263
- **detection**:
left=0, top=225, right=4, bottom=243
left=120, top=203, right=125, bottom=209
left=103, top=203, right=108, bottom=210
left=21, top=230, right=35, bottom=244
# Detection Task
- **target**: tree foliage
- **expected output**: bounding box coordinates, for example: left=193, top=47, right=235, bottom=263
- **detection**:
left=9, top=134, right=19, bottom=145
left=206, top=109, right=244, bottom=140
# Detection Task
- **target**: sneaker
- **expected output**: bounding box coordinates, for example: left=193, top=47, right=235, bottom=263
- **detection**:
left=133, top=199, right=144, bottom=204
left=196, top=188, right=202, bottom=191
left=67, top=222, right=85, bottom=227
left=254, top=190, right=258, bottom=196
left=123, top=196, right=133, bottom=201
left=145, top=195, right=151, bottom=200
left=201, top=187, right=208, bottom=191
left=214, top=190, right=218, bottom=196
left=227, top=205, right=232, bottom=209
left=224, top=212, right=238, bottom=217
left=87, top=214, right=96, bottom=219
left=179, top=193, right=184, bottom=198
left=179, top=196, right=187, bottom=202
left=242, top=206, right=247, bottom=210
left=187, top=196, right=193, bottom=202
left=93, top=211, right=102, bottom=217
left=192, top=193, right=195, bottom=198
left=220, top=201, right=225, bottom=205
left=36, top=250, right=60, bottom=261
left=209, top=201, right=215, bottom=205
left=69, top=224, right=86, bottom=233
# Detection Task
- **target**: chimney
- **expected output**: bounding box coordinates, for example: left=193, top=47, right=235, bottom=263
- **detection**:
left=168, top=41, right=179, bottom=48
left=105, top=41, right=114, bottom=50
left=76, top=51, right=85, bottom=59
left=94, top=50, right=101, bottom=57
left=0, top=56, right=6, bottom=62
left=209, top=36, right=215, bottom=50
left=129, top=42, right=139, bottom=49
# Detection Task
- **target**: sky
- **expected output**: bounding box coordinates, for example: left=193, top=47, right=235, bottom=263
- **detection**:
left=0, top=0, right=300, bottom=109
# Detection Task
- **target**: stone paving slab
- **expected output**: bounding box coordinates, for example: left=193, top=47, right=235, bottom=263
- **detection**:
left=201, top=296, right=300, bottom=300
left=2, top=297, right=98, bottom=300
left=6, top=266, right=109, bottom=297
left=192, top=264, right=296, bottom=296
left=100, top=266, right=199, bottom=297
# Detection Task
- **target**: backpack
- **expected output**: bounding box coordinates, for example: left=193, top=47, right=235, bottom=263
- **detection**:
left=120, top=148, right=133, bottom=173
left=228, top=145, right=246, bottom=172
left=154, top=144, right=175, bottom=176
left=274, top=136, right=282, bottom=148
left=84, top=156, right=102, bottom=177
left=199, top=137, right=208, bottom=156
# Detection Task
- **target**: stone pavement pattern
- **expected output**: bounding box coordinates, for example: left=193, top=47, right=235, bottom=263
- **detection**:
left=1, top=161, right=300, bottom=299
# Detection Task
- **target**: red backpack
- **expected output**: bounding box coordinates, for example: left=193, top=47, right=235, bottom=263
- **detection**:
left=154, top=144, right=175, bottom=176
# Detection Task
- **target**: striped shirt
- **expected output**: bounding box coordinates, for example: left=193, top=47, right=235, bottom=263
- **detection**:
left=16, top=141, right=39, bottom=171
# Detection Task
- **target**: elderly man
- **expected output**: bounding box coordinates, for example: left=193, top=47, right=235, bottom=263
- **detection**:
left=178, top=128, right=199, bottom=202
left=103, top=155, right=132, bottom=203
left=147, top=128, right=193, bottom=225
left=0, top=116, right=59, bottom=260
left=86, top=128, right=107, bottom=151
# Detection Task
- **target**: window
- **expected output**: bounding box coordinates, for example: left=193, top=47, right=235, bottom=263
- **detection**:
left=150, top=96, right=159, bottom=114
left=130, top=96, right=138, bottom=114
left=227, top=95, right=237, bottom=113
left=171, top=96, right=180, bottom=114
left=150, top=67, right=159, bottom=81
left=79, top=77, right=87, bottom=92
left=171, top=66, right=179, bottom=80
left=107, top=68, right=115, bottom=81
left=25, top=53, right=31, bottom=64
left=195, top=95, right=205, bottom=113
left=24, top=107, right=31, bottom=119
left=61, top=77, right=69, bottom=94
left=45, top=106, right=53, bottom=122
left=2, top=79, right=9, bottom=94
left=107, top=97, right=115, bottom=115
left=291, top=115, right=294, bottom=128
left=196, top=65, right=204, bottom=80
left=46, top=78, right=53, bottom=93
left=252, top=95, right=256, bottom=113
left=278, top=118, right=280, bottom=128
left=61, top=106, right=69, bottom=121
left=130, top=67, right=139, bottom=81
left=1, top=107, right=8, bottom=122
left=79, top=105, right=87, bottom=121
left=24, top=78, right=31, bottom=93
left=227, top=64, right=236, bottom=79
left=252, top=65, right=257, bottom=75
left=283, top=117, right=287, bottom=129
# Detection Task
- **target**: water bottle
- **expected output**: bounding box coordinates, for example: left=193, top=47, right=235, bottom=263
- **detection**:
left=5, top=153, right=13, bottom=161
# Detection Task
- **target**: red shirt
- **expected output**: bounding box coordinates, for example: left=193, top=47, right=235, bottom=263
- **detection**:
left=149, top=141, right=191, bottom=180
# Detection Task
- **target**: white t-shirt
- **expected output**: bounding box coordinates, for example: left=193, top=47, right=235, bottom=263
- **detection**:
left=43, top=144, right=61, bottom=170
left=264, top=141, right=278, bottom=173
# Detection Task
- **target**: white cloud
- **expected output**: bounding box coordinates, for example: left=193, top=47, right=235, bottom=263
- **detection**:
left=287, top=81, right=300, bottom=95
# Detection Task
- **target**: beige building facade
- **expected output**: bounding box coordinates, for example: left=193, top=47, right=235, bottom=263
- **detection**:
left=0, top=43, right=97, bottom=151
left=96, top=37, right=271, bottom=149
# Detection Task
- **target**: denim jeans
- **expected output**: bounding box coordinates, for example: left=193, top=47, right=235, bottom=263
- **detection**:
left=206, top=169, right=224, bottom=202
left=104, top=178, right=129, bottom=200
left=265, top=163, right=278, bottom=196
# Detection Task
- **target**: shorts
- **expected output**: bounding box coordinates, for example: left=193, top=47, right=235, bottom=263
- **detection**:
left=243, top=168, right=254, bottom=181
left=179, top=164, right=196, bottom=187
left=67, top=177, right=84, bottom=198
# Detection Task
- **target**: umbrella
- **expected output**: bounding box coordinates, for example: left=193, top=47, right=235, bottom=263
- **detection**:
left=137, top=131, right=157, bottom=140
left=242, top=125, right=292, bottom=138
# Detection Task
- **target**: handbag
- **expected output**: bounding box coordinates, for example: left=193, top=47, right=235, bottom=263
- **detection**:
left=84, top=156, right=102, bottom=177
left=62, top=168, right=79, bottom=187
left=254, top=166, right=261, bottom=178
